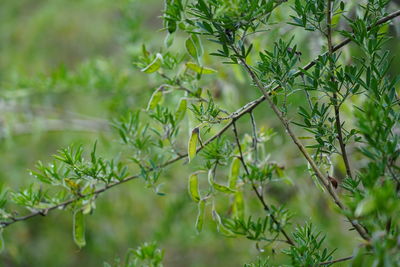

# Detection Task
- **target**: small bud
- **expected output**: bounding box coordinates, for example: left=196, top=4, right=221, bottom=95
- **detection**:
left=328, top=176, right=338, bottom=189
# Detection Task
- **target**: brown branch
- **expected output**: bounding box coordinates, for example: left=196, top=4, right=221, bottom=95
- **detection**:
left=231, top=43, right=371, bottom=240
left=319, top=255, right=353, bottom=265
left=224, top=8, right=400, bottom=242
left=217, top=9, right=400, bottom=123
left=2, top=9, right=399, bottom=229
left=0, top=92, right=258, bottom=228
left=232, top=121, right=295, bottom=246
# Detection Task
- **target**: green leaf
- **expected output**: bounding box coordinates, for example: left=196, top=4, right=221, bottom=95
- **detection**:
left=166, top=19, right=176, bottom=34
left=188, top=173, right=200, bottom=202
left=275, top=165, right=284, bottom=178
left=186, top=62, right=217, bottom=74
left=191, top=34, right=203, bottom=57
left=82, top=202, right=93, bottom=215
left=331, top=4, right=343, bottom=26
left=164, top=32, right=175, bottom=48
left=212, top=182, right=236, bottom=194
left=378, top=23, right=389, bottom=35
left=141, top=53, right=163, bottom=73
left=73, top=210, right=86, bottom=248
left=232, top=191, right=244, bottom=219
left=185, top=34, right=203, bottom=61
left=195, top=199, right=206, bottom=233
left=185, top=35, right=198, bottom=59
left=188, top=127, right=199, bottom=162
left=229, top=157, right=241, bottom=189
left=147, top=88, right=163, bottom=110
left=208, top=169, right=235, bottom=194
left=212, top=208, right=235, bottom=237
left=175, top=98, right=187, bottom=122
left=355, top=197, right=376, bottom=217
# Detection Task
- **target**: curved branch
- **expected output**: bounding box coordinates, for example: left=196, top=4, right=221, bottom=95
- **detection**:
left=326, top=0, right=353, bottom=179
left=232, top=121, right=295, bottom=246
left=1, top=9, right=399, bottom=229
left=319, top=255, right=353, bottom=265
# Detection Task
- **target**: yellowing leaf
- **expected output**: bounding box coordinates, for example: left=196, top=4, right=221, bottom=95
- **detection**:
left=147, top=88, right=163, bottom=110
left=275, top=165, right=284, bottom=178
left=229, top=157, right=241, bottom=189
left=208, top=169, right=236, bottom=194
left=175, top=98, right=187, bottom=122
left=195, top=199, right=205, bottom=233
left=188, top=174, right=200, bottom=202
left=65, top=178, right=80, bottom=191
left=331, top=5, right=343, bottom=26
left=212, top=182, right=236, bottom=194
left=378, top=24, right=389, bottom=35
left=188, top=127, right=199, bottom=162
left=82, top=202, right=94, bottom=215
left=185, top=35, right=203, bottom=60
left=233, top=191, right=244, bottom=219
left=186, top=62, right=217, bottom=74
left=73, top=210, right=86, bottom=248
left=298, top=136, right=313, bottom=140
left=141, top=53, right=163, bottom=73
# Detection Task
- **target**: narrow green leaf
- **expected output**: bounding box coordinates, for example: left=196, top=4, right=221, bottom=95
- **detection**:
left=355, top=197, right=376, bottom=217
left=188, top=174, right=200, bottom=202
left=188, top=127, right=199, bottom=162
left=73, top=210, right=86, bottom=248
left=209, top=169, right=235, bottom=194
left=229, top=157, right=241, bottom=189
left=141, top=53, right=163, bottom=73
left=142, top=44, right=150, bottom=58
left=212, top=208, right=235, bottom=237
left=275, top=166, right=284, bottom=178
left=212, top=182, right=236, bottom=194
left=195, top=199, right=205, bottom=233
left=185, top=36, right=198, bottom=59
left=82, top=202, right=92, bottom=215
left=186, top=62, right=217, bottom=74
left=175, top=98, right=187, bottom=122
left=232, top=191, right=244, bottom=219
left=378, top=23, right=389, bottom=35
left=164, top=32, right=174, bottom=48
left=166, top=19, right=176, bottom=34
left=147, top=88, right=163, bottom=110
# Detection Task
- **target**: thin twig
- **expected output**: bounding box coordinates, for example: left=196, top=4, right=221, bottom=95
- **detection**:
left=319, top=255, right=353, bottom=265
left=326, top=0, right=353, bottom=179
left=231, top=43, right=371, bottom=240
left=0, top=95, right=256, bottom=228
left=217, top=9, right=400, bottom=123
left=1, top=10, right=399, bottom=229
left=232, top=121, right=295, bottom=246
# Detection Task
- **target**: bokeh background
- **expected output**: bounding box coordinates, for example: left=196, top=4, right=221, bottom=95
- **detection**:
left=0, top=0, right=399, bottom=266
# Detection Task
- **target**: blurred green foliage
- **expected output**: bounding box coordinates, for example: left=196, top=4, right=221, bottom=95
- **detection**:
left=0, top=0, right=399, bottom=266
